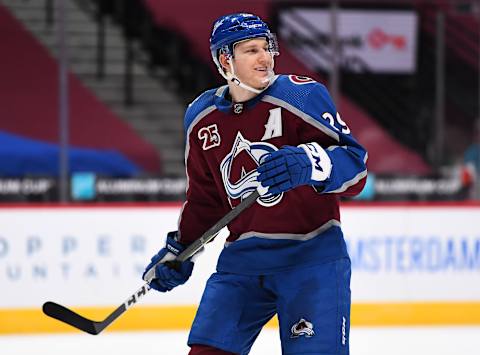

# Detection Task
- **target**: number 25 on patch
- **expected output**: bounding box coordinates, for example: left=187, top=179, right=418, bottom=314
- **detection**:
left=322, top=112, right=350, bottom=134
left=198, top=124, right=221, bottom=150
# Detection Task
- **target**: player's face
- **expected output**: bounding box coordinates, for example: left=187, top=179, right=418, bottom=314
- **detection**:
left=232, top=38, right=274, bottom=90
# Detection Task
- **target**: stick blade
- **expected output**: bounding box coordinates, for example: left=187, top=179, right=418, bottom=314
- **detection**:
left=42, top=301, right=101, bottom=335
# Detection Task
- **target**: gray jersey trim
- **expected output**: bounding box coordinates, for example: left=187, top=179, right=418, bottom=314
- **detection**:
left=328, top=169, right=368, bottom=194
left=215, top=85, right=228, bottom=97
left=179, top=105, right=217, bottom=232
left=261, top=95, right=340, bottom=142
left=324, top=146, right=368, bottom=193
left=227, top=219, right=341, bottom=245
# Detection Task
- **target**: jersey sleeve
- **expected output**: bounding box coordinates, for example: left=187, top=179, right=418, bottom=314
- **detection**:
left=299, top=83, right=368, bottom=196
left=177, top=115, right=228, bottom=246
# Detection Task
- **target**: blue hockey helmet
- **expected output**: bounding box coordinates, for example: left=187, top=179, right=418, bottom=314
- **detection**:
left=210, top=13, right=279, bottom=73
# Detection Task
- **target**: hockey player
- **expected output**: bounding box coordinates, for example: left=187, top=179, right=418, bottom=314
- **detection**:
left=143, top=13, right=368, bottom=355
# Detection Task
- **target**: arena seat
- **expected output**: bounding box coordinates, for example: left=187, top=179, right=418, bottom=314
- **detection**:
left=0, top=4, right=161, bottom=176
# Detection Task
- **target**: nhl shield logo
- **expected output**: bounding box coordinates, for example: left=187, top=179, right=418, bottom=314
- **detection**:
left=233, top=103, right=244, bottom=114
left=290, top=318, right=315, bottom=338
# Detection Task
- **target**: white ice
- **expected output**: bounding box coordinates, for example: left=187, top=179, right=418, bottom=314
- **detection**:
left=1, top=326, right=479, bottom=355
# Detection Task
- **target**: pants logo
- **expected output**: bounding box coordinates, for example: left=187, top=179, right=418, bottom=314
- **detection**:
left=290, top=318, right=315, bottom=338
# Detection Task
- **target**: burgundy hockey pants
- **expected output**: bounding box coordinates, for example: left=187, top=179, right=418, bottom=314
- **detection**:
left=189, top=344, right=237, bottom=355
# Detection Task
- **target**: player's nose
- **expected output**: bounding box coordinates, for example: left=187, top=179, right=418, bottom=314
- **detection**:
left=258, top=49, right=271, bottom=65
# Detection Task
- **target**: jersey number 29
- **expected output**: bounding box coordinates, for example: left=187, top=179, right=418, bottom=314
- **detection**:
left=322, top=112, right=350, bottom=134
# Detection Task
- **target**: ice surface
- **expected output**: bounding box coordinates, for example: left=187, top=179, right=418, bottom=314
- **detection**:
left=1, top=326, right=479, bottom=355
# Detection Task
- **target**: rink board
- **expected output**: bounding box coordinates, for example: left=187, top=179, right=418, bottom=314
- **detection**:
left=0, top=203, right=479, bottom=334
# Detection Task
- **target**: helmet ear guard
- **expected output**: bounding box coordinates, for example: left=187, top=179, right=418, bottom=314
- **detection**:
left=266, top=32, right=280, bottom=57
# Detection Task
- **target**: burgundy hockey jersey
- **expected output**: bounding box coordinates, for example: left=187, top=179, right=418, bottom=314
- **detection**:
left=178, top=75, right=367, bottom=275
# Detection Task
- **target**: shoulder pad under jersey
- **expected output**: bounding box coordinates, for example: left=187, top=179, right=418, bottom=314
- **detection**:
left=266, top=75, right=336, bottom=114
left=184, top=87, right=220, bottom=134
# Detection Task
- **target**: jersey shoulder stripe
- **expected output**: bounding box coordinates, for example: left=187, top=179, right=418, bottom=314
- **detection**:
left=184, top=86, right=225, bottom=134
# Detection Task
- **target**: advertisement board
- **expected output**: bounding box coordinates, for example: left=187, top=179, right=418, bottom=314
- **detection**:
left=279, top=8, right=418, bottom=73
left=1, top=204, right=479, bottom=333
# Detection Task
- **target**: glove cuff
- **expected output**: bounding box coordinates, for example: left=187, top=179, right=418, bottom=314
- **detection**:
left=165, top=231, right=185, bottom=256
left=298, top=142, right=332, bottom=182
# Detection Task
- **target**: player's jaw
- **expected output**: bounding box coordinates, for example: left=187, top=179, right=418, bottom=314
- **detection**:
left=235, top=59, right=273, bottom=91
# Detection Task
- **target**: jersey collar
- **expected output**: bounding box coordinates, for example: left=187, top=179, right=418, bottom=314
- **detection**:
left=213, top=75, right=279, bottom=114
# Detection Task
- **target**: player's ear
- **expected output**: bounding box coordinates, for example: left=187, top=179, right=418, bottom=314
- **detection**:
left=219, top=53, right=230, bottom=73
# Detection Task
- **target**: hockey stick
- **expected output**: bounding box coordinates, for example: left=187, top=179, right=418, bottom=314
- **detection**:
left=42, top=189, right=261, bottom=335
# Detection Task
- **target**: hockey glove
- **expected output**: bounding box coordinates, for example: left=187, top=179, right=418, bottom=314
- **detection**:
left=257, top=143, right=332, bottom=195
left=142, top=231, right=194, bottom=292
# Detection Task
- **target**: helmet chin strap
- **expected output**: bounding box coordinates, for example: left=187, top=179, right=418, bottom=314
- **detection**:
left=219, top=57, right=275, bottom=95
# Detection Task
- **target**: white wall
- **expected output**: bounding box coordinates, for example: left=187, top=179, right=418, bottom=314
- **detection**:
left=1, top=204, right=479, bottom=308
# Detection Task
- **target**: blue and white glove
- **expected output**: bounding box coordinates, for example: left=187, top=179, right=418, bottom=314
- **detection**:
left=142, top=231, right=193, bottom=292
left=257, top=143, right=332, bottom=195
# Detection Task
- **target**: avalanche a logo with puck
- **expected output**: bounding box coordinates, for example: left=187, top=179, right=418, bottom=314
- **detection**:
left=290, top=318, right=315, bottom=338
left=220, top=132, right=283, bottom=208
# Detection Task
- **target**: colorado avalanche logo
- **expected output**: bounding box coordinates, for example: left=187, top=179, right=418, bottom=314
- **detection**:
left=288, top=75, right=315, bottom=85
left=290, top=318, right=315, bottom=338
left=220, top=132, right=283, bottom=207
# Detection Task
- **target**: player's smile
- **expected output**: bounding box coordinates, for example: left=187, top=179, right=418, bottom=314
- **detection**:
left=254, top=66, right=270, bottom=78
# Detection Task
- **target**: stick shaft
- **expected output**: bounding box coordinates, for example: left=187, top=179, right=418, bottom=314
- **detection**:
left=177, top=190, right=259, bottom=262
left=144, top=190, right=259, bottom=281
